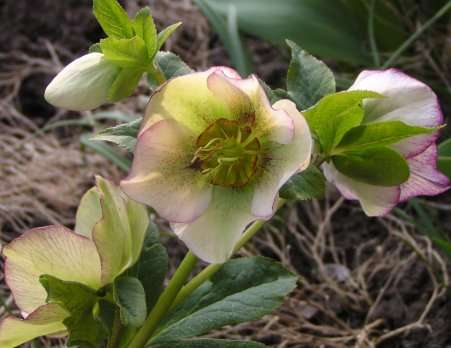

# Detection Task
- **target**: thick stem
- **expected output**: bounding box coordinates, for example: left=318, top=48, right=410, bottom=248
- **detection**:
left=107, top=310, right=122, bottom=348
left=127, top=252, right=198, bottom=348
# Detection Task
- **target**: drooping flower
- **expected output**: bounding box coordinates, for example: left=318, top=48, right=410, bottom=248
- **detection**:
left=45, top=53, right=120, bottom=111
left=0, top=177, right=148, bottom=347
left=323, top=69, right=449, bottom=216
left=121, top=67, right=312, bottom=263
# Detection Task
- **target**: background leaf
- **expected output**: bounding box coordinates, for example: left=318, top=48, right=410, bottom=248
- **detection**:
left=92, top=117, right=142, bottom=152
left=114, top=277, right=147, bottom=327
left=280, top=165, right=325, bottom=201
left=286, top=41, right=335, bottom=110
left=148, top=52, right=194, bottom=88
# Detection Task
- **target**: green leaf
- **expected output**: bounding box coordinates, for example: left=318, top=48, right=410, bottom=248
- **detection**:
left=132, top=7, right=158, bottom=57
left=108, top=68, right=143, bottom=102
left=148, top=52, right=194, bottom=88
left=92, top=117, right=142, bottom=152
left=39, top=275, right=106, bottom=347
left=80, top=133, right=131, bottom=171
left=201, top=0, right=371, bottom=65
left=94, top=299, right=116, bottom=335
left=93, top=0, right=134, bottom=39
left=303, top=90, right=381, bottom=155
left=151, top=338, right=268, bottom=348
left=438, top=138, right=451, bottom=180
left=89, top=43, right=102, bottom=53
left=114, top=277, right=147, bottom=327
left=100, top=36, right=149, bottom=69
left=336, top=121, right=436, bottom=152
left=280, top=165, right=325, bottom=201
left=194, top=0, right=252, bottom=75
left=157, top=22, right=183, bottom=51
left=259, top=79, right=289, bottom=105
left=332, top=147, right=409, bottom=186
left=151, top=256, right=297, bottom=344
left=128, top=221, right=169, bottom=312
left=286, top=40, right=335, bottom=110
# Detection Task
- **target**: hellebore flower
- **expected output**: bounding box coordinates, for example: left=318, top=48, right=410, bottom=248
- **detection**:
left=323, top=69, right=450, bottom=216
left=0, top=177, right=148, bottom=347
left=121, top=67, right=312, bottom=263
left=45, top=53, right=120, bottom=111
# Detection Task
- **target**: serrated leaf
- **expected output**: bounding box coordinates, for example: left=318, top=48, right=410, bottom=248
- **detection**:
left=114, top=277, right=147, bottom=327
left=151, top=257, right=297, bottom=344
left=92, top=117, right=142, bottom=152
left=336, top=121, right=436, bottom=152
left=133, top=7, right=158, bottom=57
left=148, top=52, right=194, bottom=88
left=108, top=68, right=143, bottom=102
left=333, top=147, right=409, bottom=186
left=39, top=275, right=106, bottom=347
left=128, top=221, right=168, bottom=312
left=286, top=40, right=335, bottom=110
left=100, top=36, right=149, bottom=69
left=151, top=338, right=268, bottom=348
left=157, top=22, right=182, bottom=51
left=304, top=90, right=381, bottom=155
left=93, top=0, right=134, bottom=39
left=280, top=165, right=325, bottom=201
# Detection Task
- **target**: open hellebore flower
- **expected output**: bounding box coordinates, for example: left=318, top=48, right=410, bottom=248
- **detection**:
left=121, top=67, right=312, bottom=263
left=45, top=52, right=120, bottom=111
left=323, top=69, right=450, bottom=216
left=0, top=177, right=148, bottom=347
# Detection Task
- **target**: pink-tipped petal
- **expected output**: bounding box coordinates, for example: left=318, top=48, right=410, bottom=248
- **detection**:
left=172, top=187, right=256, bottom=264
left=323, top=163, right=400, bottom=216
left=400, top=144, right=450, bottom=201
left=252, top=99, right=312, bottom=218
left=121, top=119, right=212, bottom=223
left=0, top=304, right=68, bottom=348
left=3, top=226, right=101, bottom=315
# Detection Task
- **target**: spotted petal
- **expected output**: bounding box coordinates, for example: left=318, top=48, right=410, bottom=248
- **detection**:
left=121, top=119, right=212, bottom=224
left=141, top=67, right=245, bottom=136
left=3, top=226, right=101, bottom=315
left=252, top=99, right=312, bottom=218
left=0, top=304, right=68, bottom=348
left=172, top=187, right=255, bottom=263
left=323, top=163, right=400, bottom=216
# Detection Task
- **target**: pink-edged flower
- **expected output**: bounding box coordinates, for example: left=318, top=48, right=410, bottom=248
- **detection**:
left=121, top=67, right=312, bottom=263
left=323, top=69, right=450, bottom=216
left=0, top=177, right=148, bottom=347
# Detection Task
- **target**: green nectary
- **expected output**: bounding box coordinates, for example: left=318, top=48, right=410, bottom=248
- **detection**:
left=192, top=118, right=263, bottom=188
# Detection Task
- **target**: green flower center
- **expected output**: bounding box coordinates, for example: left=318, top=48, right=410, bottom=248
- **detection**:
left=192, top=118, right=262, bottom=187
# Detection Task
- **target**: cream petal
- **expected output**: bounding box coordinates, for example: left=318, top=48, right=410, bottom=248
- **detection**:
left=74, top=187, right=102, bottom=238
left=349, top=69, right=443, bottom=157
left=140, top=68, right=243, bottom=135
left=252, top=99, right=312, bottom=218
left=323, top=163, right=400, bottom=216
left=172, top=186, right=256, bottom=264
left=3, top=226, right=101, bottom=314
left=0, top=304, right=68, bottom=348
left=400, top=144, right=450, bottom=201
left=44, top=53, right=119, bottom=111
left=93, top=177, right=148, bottom=285
left=121, top=119, right=212, bottom=223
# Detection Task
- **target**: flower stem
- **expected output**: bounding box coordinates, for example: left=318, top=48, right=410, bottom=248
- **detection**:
left=107, top=310, right=122, bottom=348
left=171, top=198, right=286, bottom=309
left=127, top=252, right=198, bottom=348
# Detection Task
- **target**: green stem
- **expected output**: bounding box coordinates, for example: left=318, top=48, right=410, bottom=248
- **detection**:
left=382, top=0, right=451, bottom=68
left=367, top=0, right=380, bottom=67
left=127, top=252, right=198, bottom=348
left=107, top=310, right=122, bottom=348
left=172, top=199, right=286, bottom=309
